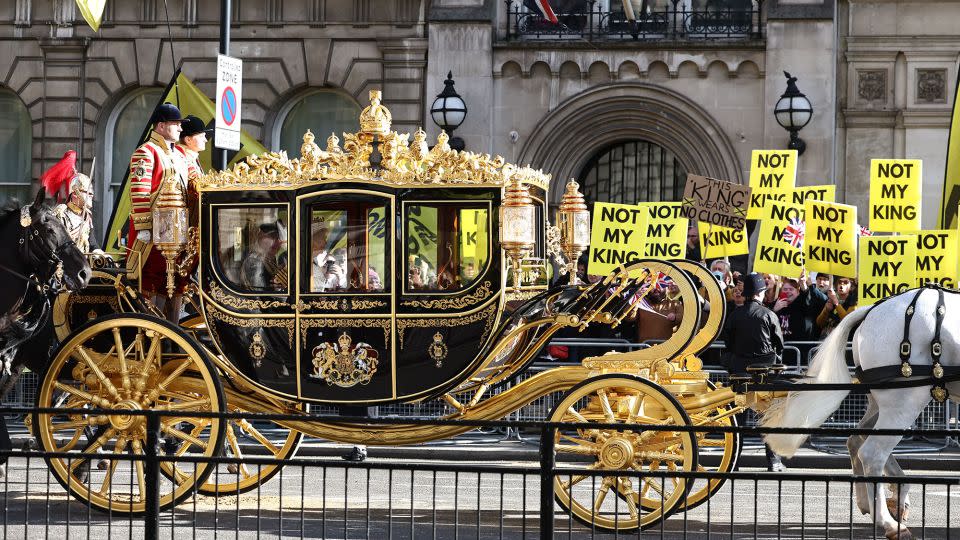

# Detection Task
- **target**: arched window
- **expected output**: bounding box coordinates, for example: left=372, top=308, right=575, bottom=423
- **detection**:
left=578, top=140, right=687, bottom=204
left=102, top=88, right=163, bottom=233
left=0, top=89, right=32, bottom=202
left=275, top=90, right=361, bottom=158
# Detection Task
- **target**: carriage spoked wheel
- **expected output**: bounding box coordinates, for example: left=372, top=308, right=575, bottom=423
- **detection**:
left=35, top=313, right=226, bottom=514
left=549, top=375, right=698, bottom=532
left=196, top=405, right=304, bottom=496
left=642, top=380, right=740, bottom=513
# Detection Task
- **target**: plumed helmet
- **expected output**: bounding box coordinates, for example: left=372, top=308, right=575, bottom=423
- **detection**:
left=40, top=151, right=92, bottom=204
left=742, top=272, right=767, bottom=298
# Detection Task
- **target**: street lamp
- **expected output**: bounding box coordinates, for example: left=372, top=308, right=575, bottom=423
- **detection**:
left=774, top=71, right=813, bottom=156
left=430, top=72, right=467, bottom=151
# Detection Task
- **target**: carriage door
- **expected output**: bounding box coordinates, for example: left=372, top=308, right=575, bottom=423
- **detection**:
left=295, top=190, right=395, bottom=403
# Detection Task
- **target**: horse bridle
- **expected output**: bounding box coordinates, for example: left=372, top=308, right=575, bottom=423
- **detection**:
left=4, top=205, right=75, bottom=294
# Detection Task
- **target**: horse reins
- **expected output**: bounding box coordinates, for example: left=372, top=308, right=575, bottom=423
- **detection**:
left=0, top=205, right=75, bottom=299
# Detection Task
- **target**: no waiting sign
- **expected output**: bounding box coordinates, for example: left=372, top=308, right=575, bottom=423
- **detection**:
left=215, top=54, right=242, bottom=151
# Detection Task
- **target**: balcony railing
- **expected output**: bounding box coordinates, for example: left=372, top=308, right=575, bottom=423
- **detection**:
left=503, top=1, right=764, bottom=42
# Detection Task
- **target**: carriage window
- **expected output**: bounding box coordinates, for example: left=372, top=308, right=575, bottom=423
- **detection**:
left=308, top=202, right=388, bottom=293
left=214, top=207, right=289, bottom=293
left=405, top=204, right=489, bottom=293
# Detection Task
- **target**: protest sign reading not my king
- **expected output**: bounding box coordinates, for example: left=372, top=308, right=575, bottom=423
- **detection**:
left=753, top=202, right=804, bottom=277
left=791, top=185, right=835, bottom=205
left=588, top=202, right=649, bottom=277
left=638, top=202, right=687, bottom=259
left=914, top=230, right=959, bottom=288
left=747, top=150, right=797, bottom=220
left=803, top=200, right=857, bottom=278
left=858, top=236, right=917, bottom=306
left=869, top=159, right=922, bottom=233
left=699, top=224, right=749, bottom=259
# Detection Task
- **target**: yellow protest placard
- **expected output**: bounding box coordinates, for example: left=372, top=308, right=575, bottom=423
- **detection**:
left=858, top=236, right=917, bottom=306
left=869, top=159, right=922, bottom=232
left=699, top=223, right=748, bottom=259
left=791, top=185, right=836, bottom=206
left=588, top=202, right=649, bottom=277
left=804, top=201, right=857, bottom=278
left=638, top=202, right=687, bottom=259
left=914, top=230, right=959, bottom=288
left=747, top=150, right=797, bottom=220
left=753, top=202, right=804, bottom=277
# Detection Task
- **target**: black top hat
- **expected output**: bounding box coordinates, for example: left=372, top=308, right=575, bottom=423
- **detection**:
left=151, top=103, right=184, bottom=124
left=180, top=115, right=212, bottom=138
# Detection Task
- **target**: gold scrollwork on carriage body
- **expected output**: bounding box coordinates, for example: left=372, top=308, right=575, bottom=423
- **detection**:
left=196, top=92, right=550, bottom=193
left=204, top=306, right=295, bottom=347
left=299, top=317, right=391, bottom=345
left=309, top=332, right=379, bottom=388
left=505, top=288, right=545, bottom=302
left=397, top=303, right=497, bottom=350
left=209, top=282, right=287, bottom=310
left=401, top=282, right=493, bottom=310
left=428, top=332, right=449, bottom=368
left=351, top=298, right=387, bottom=310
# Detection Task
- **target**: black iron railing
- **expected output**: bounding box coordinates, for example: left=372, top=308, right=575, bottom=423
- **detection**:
left=504, top=0, right=764, bottom=42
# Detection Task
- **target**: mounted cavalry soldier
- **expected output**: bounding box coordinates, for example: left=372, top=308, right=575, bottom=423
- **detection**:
left=39, top=151, right=100, bottom=254
left=126, top=102, right=189, bottom=321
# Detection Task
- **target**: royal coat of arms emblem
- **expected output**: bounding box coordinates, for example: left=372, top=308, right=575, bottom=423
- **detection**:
left=310, top=332, right=379, bottom=387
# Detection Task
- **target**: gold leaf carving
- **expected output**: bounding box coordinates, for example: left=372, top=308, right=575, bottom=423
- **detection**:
left=397, top=303, right=497, bottom=350
left=401, top=282, right=493, bottom=310
left=351, top=298, right=387, bottom=310
left=300, top=317, right=391, bottom=344
left=209, top=282, right=287, bottom=310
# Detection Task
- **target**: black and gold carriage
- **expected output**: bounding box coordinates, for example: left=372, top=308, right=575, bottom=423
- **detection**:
left=37, top=91, right=745, bottom=531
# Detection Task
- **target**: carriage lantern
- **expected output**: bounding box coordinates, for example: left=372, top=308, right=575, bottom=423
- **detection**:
left=152, top=173, right=189, bottom=297
left=557, top=179, right=590, bottom=285
left=499, top=178, right=537, bottom=291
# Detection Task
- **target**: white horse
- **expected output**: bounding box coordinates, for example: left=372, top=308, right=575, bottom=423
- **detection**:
left=761, top=287, right=960, bottom=540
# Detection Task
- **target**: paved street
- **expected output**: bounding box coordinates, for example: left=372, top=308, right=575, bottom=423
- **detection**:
left=1, top=452, right=957, bottom=539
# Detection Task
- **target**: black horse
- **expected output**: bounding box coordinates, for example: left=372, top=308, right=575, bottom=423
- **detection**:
left=0, top=189, right=91, bottom=474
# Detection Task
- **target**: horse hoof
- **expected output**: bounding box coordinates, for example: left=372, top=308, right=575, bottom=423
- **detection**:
left=886, top=499, right=910, bottom=521
left=96, top=459, right=109, bottom=471
left=885, top=526, right=912, bottom=540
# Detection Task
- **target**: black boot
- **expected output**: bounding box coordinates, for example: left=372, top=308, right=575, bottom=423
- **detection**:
left=341, top=445, right=367, bottom=462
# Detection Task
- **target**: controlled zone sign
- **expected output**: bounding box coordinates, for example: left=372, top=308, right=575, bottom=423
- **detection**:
left=215, top=54, right=243, bottom=151
left=681, top=174, right=751, bottom=230
left=588, top=202, right=648, bottom=277
left=753, top=202, right=804, bottom=278
left=914, top=230, right=959, bottom=288
left=804, top=201, right=857, bottom=278
left=747, top=150, right=797, bottom=220
left=637, top=202, right=687, bottom=259
left=699, top=223, right=748, bottom=259
left=858, top=236, right=917, bottom=306
left=869, top=159, right=921, bottom=233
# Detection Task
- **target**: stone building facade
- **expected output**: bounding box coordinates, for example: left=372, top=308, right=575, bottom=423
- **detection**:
left=0, top=0, right=956, bottom=237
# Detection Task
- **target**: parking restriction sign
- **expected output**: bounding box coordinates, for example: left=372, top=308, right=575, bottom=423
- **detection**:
left=215, top=54, right=242, bottom=151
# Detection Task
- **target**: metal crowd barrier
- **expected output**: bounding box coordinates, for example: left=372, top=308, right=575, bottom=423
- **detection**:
left=0, top=407, right=958, bottom=540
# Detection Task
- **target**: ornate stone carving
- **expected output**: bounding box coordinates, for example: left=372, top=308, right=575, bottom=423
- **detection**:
left=198, top=91, right=551, bottom=192
left=917, top=69, right=946, bottom=103
left=857, top=70, right=886, bottom=102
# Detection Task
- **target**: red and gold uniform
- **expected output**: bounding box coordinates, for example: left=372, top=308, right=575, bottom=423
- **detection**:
left=127, top=131, right=188, bottom=295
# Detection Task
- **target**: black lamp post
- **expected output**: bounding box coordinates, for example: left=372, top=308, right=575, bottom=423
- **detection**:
left=430, top=72, right=468, bottom=151
left=774, top=71, right=813, bottom=156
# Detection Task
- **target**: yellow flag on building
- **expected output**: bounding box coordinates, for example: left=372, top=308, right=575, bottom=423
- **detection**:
left=104, top=70, right=268, bottom=251
left=76, top=0, right=107, bottom=32
left=939, top=72, right=960, bottom=228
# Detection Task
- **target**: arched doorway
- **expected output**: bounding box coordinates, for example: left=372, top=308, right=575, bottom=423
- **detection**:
left=577, top=140, right=687, bottom=204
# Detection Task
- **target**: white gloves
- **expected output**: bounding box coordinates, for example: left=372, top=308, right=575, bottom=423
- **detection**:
left=136, top=230, right=152, bottom=243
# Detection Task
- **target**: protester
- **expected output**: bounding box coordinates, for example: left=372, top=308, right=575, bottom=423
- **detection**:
left=814, top=272, right=832, bottom=294
left=721, top=272, right=786, bottom=472
left=761, top=273, right=783, bottom=310
left=772, top=272, right=828, bottom=366
left=685, top=225, right=701, bottom=262
left=816, top=276, right=858, bottom=337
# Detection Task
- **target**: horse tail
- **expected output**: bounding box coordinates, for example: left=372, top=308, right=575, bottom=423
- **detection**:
left=761, top=306, right=870, bottom=457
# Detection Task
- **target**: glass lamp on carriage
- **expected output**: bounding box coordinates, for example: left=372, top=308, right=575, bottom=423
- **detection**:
left=499, top=179, right=537, bottom=291
left=153, top=172, right=189, bottom=297
left=557, top=178, right=590, bottom=285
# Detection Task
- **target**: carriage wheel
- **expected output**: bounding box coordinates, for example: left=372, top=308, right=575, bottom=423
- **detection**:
left=641, top=380, right=740, bottom=512
left=197, top=405, right=303, bottom=496
left=549, top=375, right=698, bottom=532
left=36, top=314, right=226, bottom=515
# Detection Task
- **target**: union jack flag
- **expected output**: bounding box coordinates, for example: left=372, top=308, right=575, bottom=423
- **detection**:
left=523, top=0, right=558, bottom=23
left=782, top=217, right=806, bottom=249
left=655, top=272, right=673, bottom=290
left=857, top=224, right=873, bottom=237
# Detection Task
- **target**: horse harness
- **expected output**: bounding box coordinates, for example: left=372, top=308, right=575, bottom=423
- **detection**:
left=856, top=284, right=959, bottom=402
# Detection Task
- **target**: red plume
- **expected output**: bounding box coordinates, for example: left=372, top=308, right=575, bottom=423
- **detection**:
left=40, top=150, right=78, bottom=201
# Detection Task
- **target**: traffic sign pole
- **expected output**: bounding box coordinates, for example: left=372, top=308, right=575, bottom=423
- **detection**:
left=216, top=0, right=231, bottom=171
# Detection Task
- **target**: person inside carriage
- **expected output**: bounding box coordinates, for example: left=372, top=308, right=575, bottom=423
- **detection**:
left=241, top=223, right=288, bottom=291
